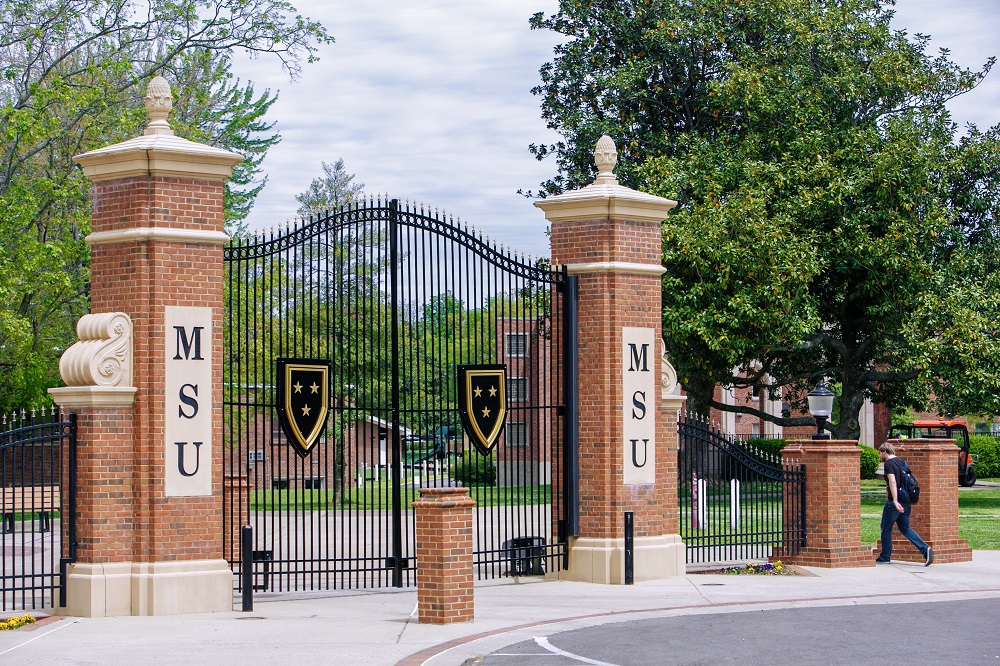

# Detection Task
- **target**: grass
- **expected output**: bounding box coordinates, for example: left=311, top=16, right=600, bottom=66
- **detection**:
left=249, top=483, right=551, bottom=511
left=861, top=487, right=1000, bottom=550
left=678, top=497, right=787, bottom=537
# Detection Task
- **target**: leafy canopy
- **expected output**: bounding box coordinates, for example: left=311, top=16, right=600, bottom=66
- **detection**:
left=531, top=0, right=1000, bottom=438
left=0, top=1, right=331, bottom=412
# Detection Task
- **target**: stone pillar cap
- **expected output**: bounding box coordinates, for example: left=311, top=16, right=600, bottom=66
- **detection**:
left=534, top=135, right=677, bottom=223
left=74, top=76, right=242, bottom=181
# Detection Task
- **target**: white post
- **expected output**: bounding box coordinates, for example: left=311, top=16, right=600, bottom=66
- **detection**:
left=730, top=478, right=741, bottom=530
left=697, top=478, right=707, bottom=531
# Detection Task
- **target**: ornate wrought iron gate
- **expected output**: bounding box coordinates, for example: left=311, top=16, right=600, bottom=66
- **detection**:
left=677, top=415, right=804, bottom=564
left=223, top=197, right=577, bottom=591
left=1, top=409, right=76, bottom=611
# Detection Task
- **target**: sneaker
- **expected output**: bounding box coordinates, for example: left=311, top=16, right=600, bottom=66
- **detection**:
left=875, top=556, right=891, bottom=563
left=925, top=547, right=934, bottom=566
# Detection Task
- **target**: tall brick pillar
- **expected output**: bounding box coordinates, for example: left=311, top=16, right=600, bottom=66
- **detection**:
left=413, top=488, right=476, bottom=624
left=535, top=136, right=686, bottom=583
left=779, top=440, right=874, bottom=567
left=878, top=439, right=972, bottom=563
left=49, top=77, right=242, bottom=616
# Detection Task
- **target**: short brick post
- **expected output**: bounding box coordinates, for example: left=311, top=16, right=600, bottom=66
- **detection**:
left=413, top=487, right=476, bottom=624
left=778, top=440, right=874, bottom=567
left=878, top=438, right=972, bottom=563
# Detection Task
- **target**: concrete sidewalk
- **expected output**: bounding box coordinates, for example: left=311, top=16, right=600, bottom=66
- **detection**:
left=3, top=552, right=1000, bottom=665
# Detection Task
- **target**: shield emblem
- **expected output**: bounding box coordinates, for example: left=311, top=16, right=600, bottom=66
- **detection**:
left=457, top=364, right=507, bottom=455
left=276, top=358, right=331, bottom=457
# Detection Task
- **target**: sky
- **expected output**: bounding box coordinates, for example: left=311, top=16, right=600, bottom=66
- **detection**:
left=232, top=0, right=1000, bottom=260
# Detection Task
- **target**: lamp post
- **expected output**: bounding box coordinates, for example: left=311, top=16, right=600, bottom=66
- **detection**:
left=807, top=381, right=835, bottom=440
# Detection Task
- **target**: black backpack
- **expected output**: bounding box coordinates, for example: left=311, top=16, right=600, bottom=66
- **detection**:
left=894, top=459, right=920, bottom=504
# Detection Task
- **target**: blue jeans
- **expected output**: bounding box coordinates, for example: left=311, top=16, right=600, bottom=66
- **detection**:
left=879, top=501, right=929, bottom=560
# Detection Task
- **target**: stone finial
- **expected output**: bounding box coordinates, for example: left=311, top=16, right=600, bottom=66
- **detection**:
left=58, top=312, right=133, bottom=387
left=143, top=76, right=174, bottom=136
left=594, top=135, right=618, bottom=183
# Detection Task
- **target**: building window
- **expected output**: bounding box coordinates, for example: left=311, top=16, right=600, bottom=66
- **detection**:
left=750, top=385, right=760, bottom=401
left=751, top=422, right=760, bottom=437
left=508, top=377, right=528, bottom=403
left=507, top=422, right=529, bottom=447
left=249, top=450, right=265, bottom=464
left=272, top=478, right=289, bottom=490
left=506, top=333, right=529, bottom=358
left=303, top=477, right=325, bottom=490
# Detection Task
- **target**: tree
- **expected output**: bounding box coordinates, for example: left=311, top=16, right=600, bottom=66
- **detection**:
left=531, top=0, right=1000, bottom=438
left=295, top=158, right=366, bottom=217
left=0, top=1, right=331, bottom=412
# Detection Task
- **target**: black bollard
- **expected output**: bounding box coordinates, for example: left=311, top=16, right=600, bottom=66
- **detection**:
left=241, top=525, right=253, bottom=612
left=624, top=511, right=634, bottom=585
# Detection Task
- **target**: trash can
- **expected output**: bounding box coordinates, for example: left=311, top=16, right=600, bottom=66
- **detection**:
left=502, top=536, right=546, bottom=576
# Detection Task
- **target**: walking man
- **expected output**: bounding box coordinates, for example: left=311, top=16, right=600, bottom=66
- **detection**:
left=876, top=442, right=933, bottom=565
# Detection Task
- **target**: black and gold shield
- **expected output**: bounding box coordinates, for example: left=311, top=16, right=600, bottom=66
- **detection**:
left=276, top=358, right=331, bottom=457
left=457, top=364, right=507, bottom=455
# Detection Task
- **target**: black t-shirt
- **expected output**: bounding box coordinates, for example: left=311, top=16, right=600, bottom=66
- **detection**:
left=883, top=457, right=906, bottom=501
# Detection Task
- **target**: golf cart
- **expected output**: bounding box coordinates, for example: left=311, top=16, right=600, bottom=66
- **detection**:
left=887, top=420, right=977, bottom=487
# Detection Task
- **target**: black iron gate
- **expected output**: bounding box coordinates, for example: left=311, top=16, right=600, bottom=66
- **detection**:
left=223, top=196, right=577, bottom=591
left=677, top=415, right=804, bottom=564
left=1, top=409, right=76, bottom=611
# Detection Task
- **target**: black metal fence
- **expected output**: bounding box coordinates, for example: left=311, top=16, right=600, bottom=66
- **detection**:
left=677, top=414, right=804, bottom=565
left=1, top=409, right=76, bottom=611
left=223, top=197, right=577, bottom=592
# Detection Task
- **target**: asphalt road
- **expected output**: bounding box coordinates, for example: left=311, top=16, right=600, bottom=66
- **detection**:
left=480, top=597, right=1000, bottom=665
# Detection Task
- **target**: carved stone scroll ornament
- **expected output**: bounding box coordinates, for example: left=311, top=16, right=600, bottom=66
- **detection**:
left=59, top=312, right=133, bottom=387
left=661, top=350, right=680, bottom=397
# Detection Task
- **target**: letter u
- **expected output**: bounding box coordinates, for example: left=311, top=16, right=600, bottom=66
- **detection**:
left=176, top=441, right=203, bottom=477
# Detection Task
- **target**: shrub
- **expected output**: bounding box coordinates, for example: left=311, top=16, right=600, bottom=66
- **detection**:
left=742, top=437, right=786, bottom=460
left=858, top=444, right=880, bottom=479
left=969, top=435, right=1000, bottom=478
left=450, top=450, right=497, bottom=486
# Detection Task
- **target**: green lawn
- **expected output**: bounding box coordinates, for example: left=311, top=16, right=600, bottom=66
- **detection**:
left=860, top=487, right=1000, bottom=550
left=250, top=483, right=551, bottom=511
left=678, top=497, right=785, bottom=535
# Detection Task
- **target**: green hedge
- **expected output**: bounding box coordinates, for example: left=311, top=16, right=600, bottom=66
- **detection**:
left=740, top=437, right=880, bottom=479
left=858, top=445, right=880, bottom=479
left=970, top=435, right=1000, bottom=478
left=450, top=450, right=497, bottom=486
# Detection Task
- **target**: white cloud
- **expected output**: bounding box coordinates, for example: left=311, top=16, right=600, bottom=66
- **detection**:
left=233, top=0, right=999, bottom=260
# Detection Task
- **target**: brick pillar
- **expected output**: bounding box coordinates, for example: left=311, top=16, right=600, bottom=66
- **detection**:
left=535, top=136, right=685, bottom=583
left=413, top=487, right=476, bottom=624
left=49, top=77, right=242, bottom=616
left=877, top=438, right=972, bottom=563
left=778, top=440, right=874, bottom=567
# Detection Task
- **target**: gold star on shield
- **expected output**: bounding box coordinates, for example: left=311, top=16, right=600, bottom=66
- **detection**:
left=310, top=382, right=319, bottom=394
left=301, top=404, right=312, bottom=416
left=474, top=385, right=482, bottom=397
left=481, top=406, right=491, bottom=418
left=293, top=382, right=303, bottom=393
left=488, top=385, right=497, bottom=397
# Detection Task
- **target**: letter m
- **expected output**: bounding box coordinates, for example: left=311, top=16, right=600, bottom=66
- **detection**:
left=174, top=326, right=204, bottom=360
left=628, top=343, right=649, bottom=372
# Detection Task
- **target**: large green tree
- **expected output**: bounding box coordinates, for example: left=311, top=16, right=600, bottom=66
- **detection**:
left=0, top=1, right=331, bottom=412
left=531, top=0, right=1000, bottom=438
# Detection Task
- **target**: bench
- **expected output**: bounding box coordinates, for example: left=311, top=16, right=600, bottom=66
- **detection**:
left=1, top=486, right=60, bottom=534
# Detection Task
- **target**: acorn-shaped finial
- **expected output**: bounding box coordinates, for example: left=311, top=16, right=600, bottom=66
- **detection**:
left=143, top=76, right=174, bottom=136
left=594, top=135, right=618, bottom=183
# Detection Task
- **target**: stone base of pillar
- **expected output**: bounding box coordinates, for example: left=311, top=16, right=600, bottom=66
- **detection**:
left=56, top=559, right=233, bottom=617
left=771, top=545, right=875, bottom=568
left=877, top=537, right=973, bottom=564
left=561, top=534, right=686, bottom=584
